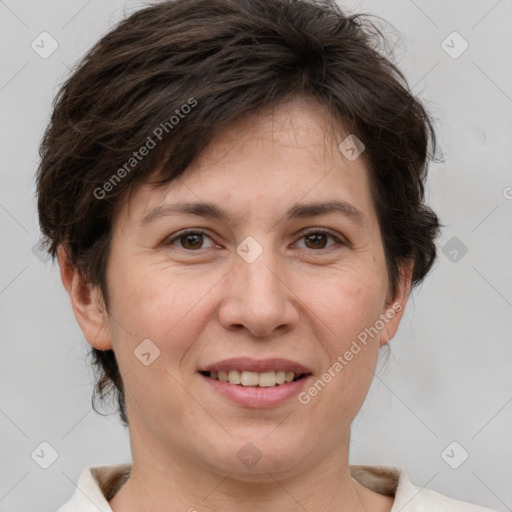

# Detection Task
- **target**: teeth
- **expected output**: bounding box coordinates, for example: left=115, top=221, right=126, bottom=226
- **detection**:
left=228, top=370, right=241, bottom=384
left=241, top=371, right=259, bottom=386
left=258, top=371, right=276, bottom=387
left=276, top=370, right=286, bottom=385
left=208, top=370, right=300, bottom=387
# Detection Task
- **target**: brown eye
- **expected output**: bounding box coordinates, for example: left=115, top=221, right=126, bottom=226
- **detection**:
left=304, top=233, right=329, bottom=249
left=166, top=230, right=215, bottom=250
left=180, top=233, right=203, bottom=250
left=295, top=229, right=343, bottom=250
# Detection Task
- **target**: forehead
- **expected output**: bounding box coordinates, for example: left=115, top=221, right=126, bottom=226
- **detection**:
left=186, top=97, right=349, bottom=170
left=115, top=97, right=375, bottom=231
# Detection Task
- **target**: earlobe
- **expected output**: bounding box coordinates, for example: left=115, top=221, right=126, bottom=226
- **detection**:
left=380, top=260, right=413, bottom=347
left=58, top=245, right=113, bottom=351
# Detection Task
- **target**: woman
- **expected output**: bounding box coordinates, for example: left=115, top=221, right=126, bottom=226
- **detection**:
left=36, top=0, right=497, bottom=510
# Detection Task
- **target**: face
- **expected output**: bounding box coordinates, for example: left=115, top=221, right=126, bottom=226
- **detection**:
left=65, top=96, right=409, bottom=481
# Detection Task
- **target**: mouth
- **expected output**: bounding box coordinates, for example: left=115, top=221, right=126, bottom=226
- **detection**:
left=200, top=369, right=309, bottom=387
left=198, top=358, right=312, bottom=407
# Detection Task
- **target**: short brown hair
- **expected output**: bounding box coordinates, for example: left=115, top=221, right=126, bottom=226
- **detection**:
left=36, top=0, right=441, bottom=426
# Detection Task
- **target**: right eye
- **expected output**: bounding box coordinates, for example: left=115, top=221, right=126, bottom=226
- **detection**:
left=165, top=229, right=217, bottom=251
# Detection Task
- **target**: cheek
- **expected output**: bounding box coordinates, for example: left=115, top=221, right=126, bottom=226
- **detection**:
left=319, top=288, right=383, bottom=384
left=107, top=260, right=219, bottom=368
left=303, top=265, right=386, bottom=403
left=110, top=258, right=201, bottom=327
left=310, top=264, right=387, bottom=345
left=105, top=264, right=209, bottom=420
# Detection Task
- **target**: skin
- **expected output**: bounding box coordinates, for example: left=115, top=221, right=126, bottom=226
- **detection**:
left=60, top=96, right=411, bottom=512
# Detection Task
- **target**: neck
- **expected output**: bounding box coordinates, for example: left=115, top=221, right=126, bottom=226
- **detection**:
left=109, top=437, right=377, bottom=512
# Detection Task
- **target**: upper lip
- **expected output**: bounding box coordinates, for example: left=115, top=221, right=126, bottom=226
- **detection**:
left=199, top=357, right=312, bottom=374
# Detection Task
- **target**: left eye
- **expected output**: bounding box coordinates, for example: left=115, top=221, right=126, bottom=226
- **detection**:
left=166, top=229, right=343, bottom=251
left=295, top=229, right=342, bottom=250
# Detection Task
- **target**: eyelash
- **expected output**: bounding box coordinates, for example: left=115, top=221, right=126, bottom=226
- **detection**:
left=165, top=228, right=346, bottom=252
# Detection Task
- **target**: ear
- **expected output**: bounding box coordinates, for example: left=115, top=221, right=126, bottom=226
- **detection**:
left=380, top=260, right=413, bottom=347
left=58, top=245, right=113, bottom=351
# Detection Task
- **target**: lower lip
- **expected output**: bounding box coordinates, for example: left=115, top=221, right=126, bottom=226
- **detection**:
left=200, top=374, right=311, bottom=408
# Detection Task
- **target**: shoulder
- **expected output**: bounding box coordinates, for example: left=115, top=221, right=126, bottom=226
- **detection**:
left=394, top=471, right=497, bottom=511
left=350, top=464, right=498, bottom=512
left=55, top=463, right=131, bottom=512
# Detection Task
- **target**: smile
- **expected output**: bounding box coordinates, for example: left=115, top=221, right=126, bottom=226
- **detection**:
left=198, top=358, right=313, bottom=408
left=202, top=370, right=306, bottom=387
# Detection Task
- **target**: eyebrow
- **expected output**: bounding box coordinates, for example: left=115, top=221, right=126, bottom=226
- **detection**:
left=139, top=200, right=365, bottom=227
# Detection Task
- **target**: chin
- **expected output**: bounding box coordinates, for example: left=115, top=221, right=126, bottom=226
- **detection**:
left=197, top=431, right=316, bottom=480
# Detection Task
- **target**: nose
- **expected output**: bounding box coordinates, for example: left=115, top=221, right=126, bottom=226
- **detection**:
left=217, top=246, right=299, bottom=339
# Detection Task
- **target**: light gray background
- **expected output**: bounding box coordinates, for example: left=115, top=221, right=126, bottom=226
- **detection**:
left=1, top=0, right=511, bottom=510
